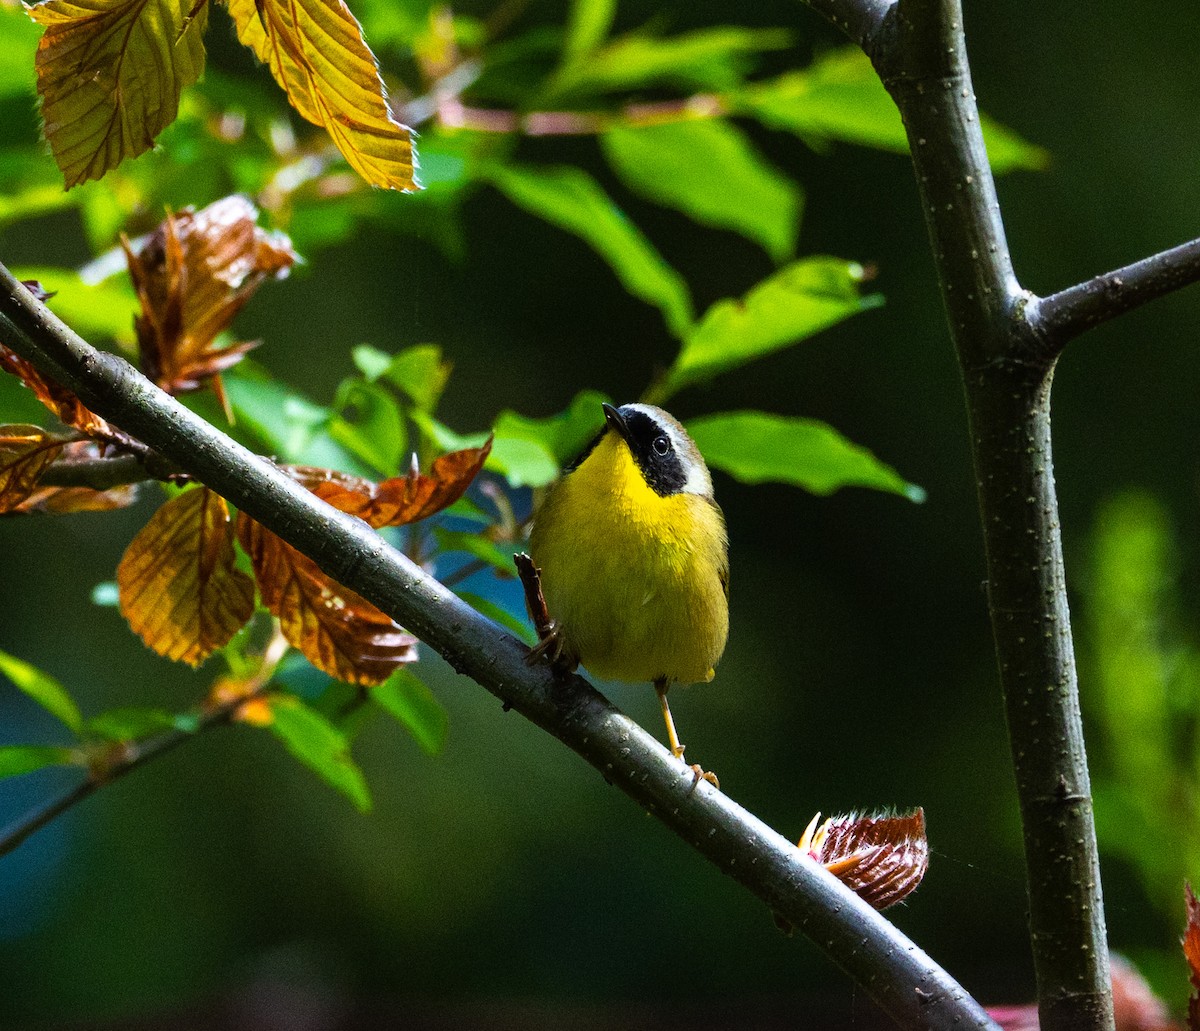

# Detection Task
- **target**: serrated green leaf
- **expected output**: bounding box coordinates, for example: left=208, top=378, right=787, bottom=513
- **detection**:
left=10, top=266, right=138, bottom=348
left=87, top=707, right=193, bottom=742
left=603, top=119, right=802, bottom=262
left=435, top=528, right=518, bottom=577
left=0, top=744, right=79, bottom=779
left=738, top=47, right=1047, bottom=174
left=260, top=694, right=372, bottom=811
left=661, top=257, right=881, bottom=399
left=457, top=591, right=536, bottom=646
left=329, top=379, right=406, bottom=475
left=487, top=163, right=692, bottom=338
left=686, top=411, right=924, bottom=501
left=371, top=668, right=449, bottom=755
left=0, top=649, right=83, bottom=737
left=552, top=26, right=791, bottom=97
left=354, top=343, right=452, bottom=413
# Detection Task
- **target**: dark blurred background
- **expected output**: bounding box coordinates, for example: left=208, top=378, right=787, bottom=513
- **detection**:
left=2, top=0, right=1199, bottom=1027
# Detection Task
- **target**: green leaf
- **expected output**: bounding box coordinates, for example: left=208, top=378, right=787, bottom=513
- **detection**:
left=260, top=694, right=372, bottom=811
left=494, top=390, right=608, bottom=469
left=661, top=257, right=881, bottom=398
left=457, top=591, right=536, bottom=646
left=87, top=707, right=195, bottom=742
left=0, top=8, right=44, bottom=96
left=602, top=118, right=802, bottom=262
left=487, top=163, right=692, bottom=337
left=10, top=266, right=138, bottom=348
left=0, top=649, right=84, bottom=736
left=0, top=184, right=77, bottom=232
left=487, top=436, right=559, bottom=490
left=354, top=343, right=452, bottom=413
left=329, top=378, right=406, bottom=475
left=686, top=411, right=924, bottom=501
left=371, top=668, right=449, bottom=756
left=0, top=745, right=79, bottom=779
left=551, top=26, right=791, bottom=97
left=434, top=528, right=518, bottom=577
left=738, top=48, right=1048, bottom=174
left=562, top=0, right=616, bottom=65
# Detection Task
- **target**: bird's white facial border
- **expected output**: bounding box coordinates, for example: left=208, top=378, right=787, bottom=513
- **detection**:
left=621, top=403, right=712, bottom=497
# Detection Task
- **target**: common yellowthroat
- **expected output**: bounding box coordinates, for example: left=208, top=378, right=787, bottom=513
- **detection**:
left=528, top=402, right=729, bottom=782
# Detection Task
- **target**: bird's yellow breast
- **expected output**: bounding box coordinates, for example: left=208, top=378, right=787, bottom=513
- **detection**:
left=529, top=433, right=729, bottom=685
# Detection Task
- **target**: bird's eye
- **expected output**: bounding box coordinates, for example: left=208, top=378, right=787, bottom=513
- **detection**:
left=653, top=435, right=671, bottom=456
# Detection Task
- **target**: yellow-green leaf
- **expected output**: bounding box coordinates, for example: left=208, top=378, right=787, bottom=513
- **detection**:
left=0, top=744, right=79, bottom=779
left=371, top=668, right=449, bottom=756
left=226, top=0, right=417, bottom=191
left=28, top=0, right=209, bottom=187
left=0, top=648, right=83, bottom=736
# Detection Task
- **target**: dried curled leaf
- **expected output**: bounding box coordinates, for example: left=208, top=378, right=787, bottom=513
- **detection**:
left=290, top=440, right=492, bottom=527
left=799, top=808, right=928, bottom=911
left=118, top=487, right=255, bottom=665
left=0, top=346, right=130, bottom=445
left=124, top=196, right=297, bottom=395
left=0, top=424, right=65, bottom=513
left=226, top=0, right=417, bottom=191
left=28, top=0, right=208, bottom=187
left=236, top=512, right=418, bottom=686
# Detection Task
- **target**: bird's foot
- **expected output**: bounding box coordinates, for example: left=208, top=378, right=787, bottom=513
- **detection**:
left=672, top=744, right=719, bottom=790
left=525, top=621, right=576, bottom=675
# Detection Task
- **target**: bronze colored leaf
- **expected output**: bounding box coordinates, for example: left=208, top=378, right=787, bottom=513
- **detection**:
left=0, top=425, right=65, bottom=513
left=28, top=0, right=209, bottom=188
left=124, top=196, right=297, bottom=395
left=225, top=0, right=417, bottom=191
left=799, top=808, right=928, bottom=911
left=0, top=346, right=131, bottom=445
left=236, top=511, right=418, bottom=686
left=297, top=441, right=492, bottom=527
left=16, top=483, right=139, bottom=514
left=118, top=487, right=255, bottom=665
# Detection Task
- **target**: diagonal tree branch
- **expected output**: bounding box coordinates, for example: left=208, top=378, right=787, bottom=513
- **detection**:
left=1030, top=236, right=1200, bottom=350
left=0, top=264, right=998, bottom=1031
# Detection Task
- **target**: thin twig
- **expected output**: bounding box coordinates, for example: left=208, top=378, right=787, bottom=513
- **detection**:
left=37, top=451, right=182, bottom=489
left=0, top=261, right=999, bottom=1031
left=1031, top=236, right=1200, bottom=351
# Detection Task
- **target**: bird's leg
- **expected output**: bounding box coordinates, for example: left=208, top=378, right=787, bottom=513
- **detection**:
left=524, top=620, right=577, bottom=675
left=655, top=678, right=719, bottom=789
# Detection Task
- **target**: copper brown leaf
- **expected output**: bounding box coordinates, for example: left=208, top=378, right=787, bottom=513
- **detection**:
left=799, top=808, right=929, bottom=911
left=302, top=441, right=492, bottom=528
left=28, top=0, right=208, bottom=188
left=0, top=425, right=65, bottom=513
left=118, top=487, right=255, bottom=666
left=124, top=196, right=296, bottom=395
left=236, top=511, right=417, bottom=686
left=0, top=346, right=131, bottom=445
left=17, top=483, right=139, bottom=514
left=225, top=0, right=417, bottom=191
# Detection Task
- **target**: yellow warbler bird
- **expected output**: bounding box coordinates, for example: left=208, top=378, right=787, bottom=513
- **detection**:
left=528, top=402, right=729, bottom=783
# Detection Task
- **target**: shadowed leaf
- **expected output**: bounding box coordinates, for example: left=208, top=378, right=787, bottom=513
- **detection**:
left=14, top=483, right=139, bottom=514
left=124, top=196, right=296, bottom=396
left=28, top=0, right=208, bottom=187
left=225, top=0, right=417, bottom=191
left=236, top=511, right=418, bottom=686
left=372, top=668, right=448, bottom=755
left=686, top=411, right=923, bottom=501
left=87, top=707, right=194, bottom=741
left=0, top=648, right=83, bottom=736
left=246, top=693, right=371, bottom=810
left=118, top=487, right=255, bottom=666
left=0, top=345, right=132, bottom=445
left=799, top=808, right=928, bottom=910
left=0, top=744, right=79, bottom=779
left=0, top=424, right=65, bottom=513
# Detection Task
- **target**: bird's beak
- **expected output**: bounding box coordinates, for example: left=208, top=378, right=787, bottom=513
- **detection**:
left=602, top=403, right=632, bottom=445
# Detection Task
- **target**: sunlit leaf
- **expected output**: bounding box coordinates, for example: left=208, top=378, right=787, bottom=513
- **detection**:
left=10, top=265, right=139, bottom=348
left=0, top=744, right=79, bottom=779
left=487, top=163, right=692, bottom=338
left=371, top=667, right=448, bottom=755
left=602, top=119, right=802, bottom=262
left=0, top=7, right=40, bottom=95
left=561, top=0, right=615, bottom=66
left=123, top=196, right=297, bottom=395
left=87, top=706, right=194, bottom=741
left=28, top=0, right=208, bottom=187
left=0, top=647, right=83, bottom=736
left=249, top=692, right=372, bottom=810
left=118, top=487, right=256, bottom=666
left=551, top=26, right=790, bottom=98
left=299, top=440, right=492, bottom=527
left=226, top=0, right=417, bottom=191
left=685, top=411, right=923, bottom=501
left=0, top=424, right=65, bottom=513
left=739, top=48, right=1048, bottom=174
left=354, top=343, right=452, bottom=413
left=236, top=511, right=418, bottom=686
left=661, top=258, right=881, bottom=397
left=799, top=808, right=929, bottom=910
left=329, top=378, right=406, bottom=474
